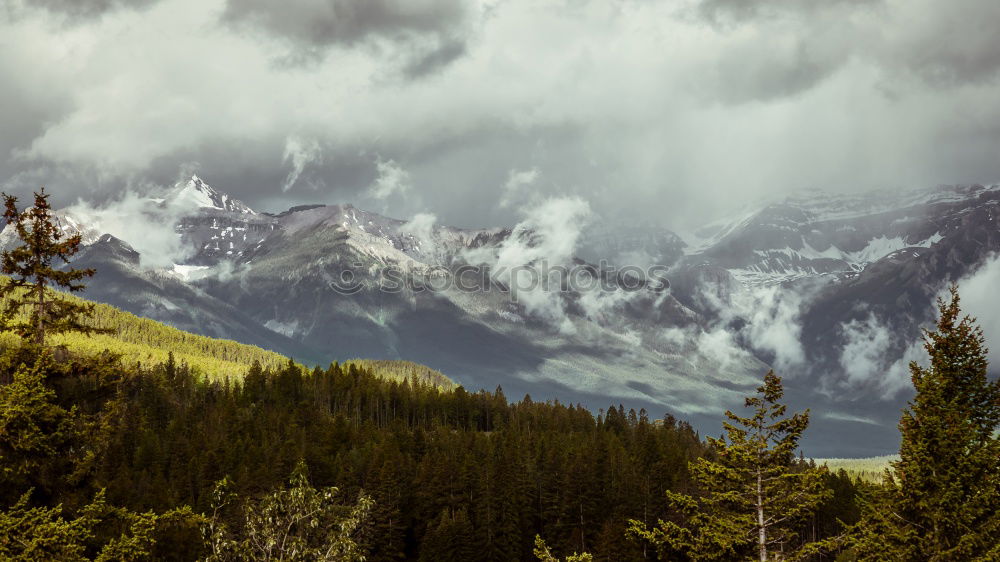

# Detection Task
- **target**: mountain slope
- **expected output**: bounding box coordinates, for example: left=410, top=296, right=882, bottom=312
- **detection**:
left=0, top=278, right=455, bottom=387
left=28, top=176, right=1000, bottom=455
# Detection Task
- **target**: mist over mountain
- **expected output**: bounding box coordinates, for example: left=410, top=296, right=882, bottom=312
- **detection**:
left=15, top=174, right=1000, bottom=456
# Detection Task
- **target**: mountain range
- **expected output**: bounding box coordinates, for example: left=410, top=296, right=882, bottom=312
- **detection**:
left=11, top=176, right=1000, bottom=456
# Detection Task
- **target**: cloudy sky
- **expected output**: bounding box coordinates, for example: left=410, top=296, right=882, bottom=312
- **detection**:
left=2, top=0, right=1000, bottom=230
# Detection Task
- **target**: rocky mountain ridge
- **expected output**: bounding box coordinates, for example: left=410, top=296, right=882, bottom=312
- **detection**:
left=10, top=176, right=1000, bottom=455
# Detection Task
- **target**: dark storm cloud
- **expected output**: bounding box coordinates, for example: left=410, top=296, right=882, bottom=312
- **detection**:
left=6, top=0, right=1000, bottom=234
left=697, top=0, right=880, bottom=23
left=401, top=39, right=467, bottom=80
left=885, top=2, right=1000, bottom=87
left=1, top=0, right=159, bottom=22
left=696, top=0, right=1000, bottom=89
left=220, top=0, right=472, bottom=71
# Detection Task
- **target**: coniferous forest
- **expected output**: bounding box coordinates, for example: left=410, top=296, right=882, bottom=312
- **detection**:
left=0, top=189, right=997, bottom=561
left=1, top=344, right=866, bottom=561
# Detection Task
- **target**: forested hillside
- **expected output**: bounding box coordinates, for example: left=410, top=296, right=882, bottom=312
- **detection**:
left=0, top=339, right=862, bottom=560
left=0, top=280, right=454, bottom=387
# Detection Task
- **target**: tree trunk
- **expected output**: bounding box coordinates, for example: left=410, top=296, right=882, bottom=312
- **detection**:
left=757, top=469, right=766, bottom=562
left=34, top=278, right=44, bottom=346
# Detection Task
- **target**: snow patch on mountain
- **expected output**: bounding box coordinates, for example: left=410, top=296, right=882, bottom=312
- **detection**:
left=852, top=233, right=942, bottom=262
left=171, top=263, right=210, bottom=281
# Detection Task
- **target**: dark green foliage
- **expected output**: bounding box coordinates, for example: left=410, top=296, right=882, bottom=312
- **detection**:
left=0, top=350, right=74, bottom=487
left=0, top=322, right=861, bottom=560
left=419, top=508, right=476, bottom=561
left=1, top=342, right=764, bottom=560
left=847, top=286, right=1000, bottom=560
left=629, top=371, right=831, bottom=561
left=0, top=189, right=111, bottom=345
left=85, top=358, right=721, bottom=560
left=0, top=347, right=203, bottom=560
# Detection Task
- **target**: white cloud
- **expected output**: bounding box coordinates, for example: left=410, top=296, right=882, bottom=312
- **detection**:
left=735, top=285, right=807, bottom=371
left=399, top=212, right=439, bottom=258
left=463, top=196, right=590, bottom=333
left=697, top=327, right=751, bottom=370
left=64, top=186, right=191, bottom=269
left=281, top=136, right=323, bottom=192
left=954, top=253, right=1000, bottom=366
left=695, top=281, right=810, bottom=372
left=831, top=256, right=1000, bottom=399
left=838, top=313, right=923, bottom=398
left=399, top=211, right=437, bottom=241
left=6, top=0, right=1000, bottom=228
left=367, top=157, right=411, bottom=201
left=499, top=167, right=539, bottom=208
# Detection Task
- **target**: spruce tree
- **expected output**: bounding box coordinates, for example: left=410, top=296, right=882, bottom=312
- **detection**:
left=420, top=508, right=477, bottom=562
left=0, top=188, right=110, bottom=346
left=848, top=286, right=1000, bottom=560
left=0, top=352, right=73, bottom=488
left=629, top=371, right=829, bottom=561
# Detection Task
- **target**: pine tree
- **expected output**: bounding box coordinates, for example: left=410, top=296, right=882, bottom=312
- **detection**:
left=419, top=508, right=476, bottom=562
left=629, top=371, right=829, bottom=561
left=848, top=286, right=1000, bottom=560
left=0, top=351, right=73, bottom=490
left=0, top=188, right=111, bottom=345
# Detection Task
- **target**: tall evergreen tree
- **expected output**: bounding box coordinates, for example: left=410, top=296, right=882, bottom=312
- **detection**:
left=0, top=352, right=73, bottom=491
left=629, top=371, right=829, bottom=561
left=419, top=508, right=476, bottom=562
left=0, top=188, right=110, bottom=345
left=848, top=286, right=1000, bottom=560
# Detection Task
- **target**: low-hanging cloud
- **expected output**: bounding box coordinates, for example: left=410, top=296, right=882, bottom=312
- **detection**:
left=281, top=136, right=323, bottom=192
left=463, top=196, right=591, bottom=334
left=399, top=212, right=437, bottom=242
left=837, top=313, right=924, bottom=398
left=696, top=282, right=810, bottom=372
left=954, top=253, right=1000, bottom=366
left=367, top=157, right=411, bottom=202
left=64, top=187, right=192, bottom=269
left=831, top=256, right=1000, bottom=399
left=740, top=285, right=808, bottom=370
left=398, top=211, right=439, bottom=259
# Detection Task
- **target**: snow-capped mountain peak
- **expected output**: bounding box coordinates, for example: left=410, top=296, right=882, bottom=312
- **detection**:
left=166, top=175, right=255, bottom=215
